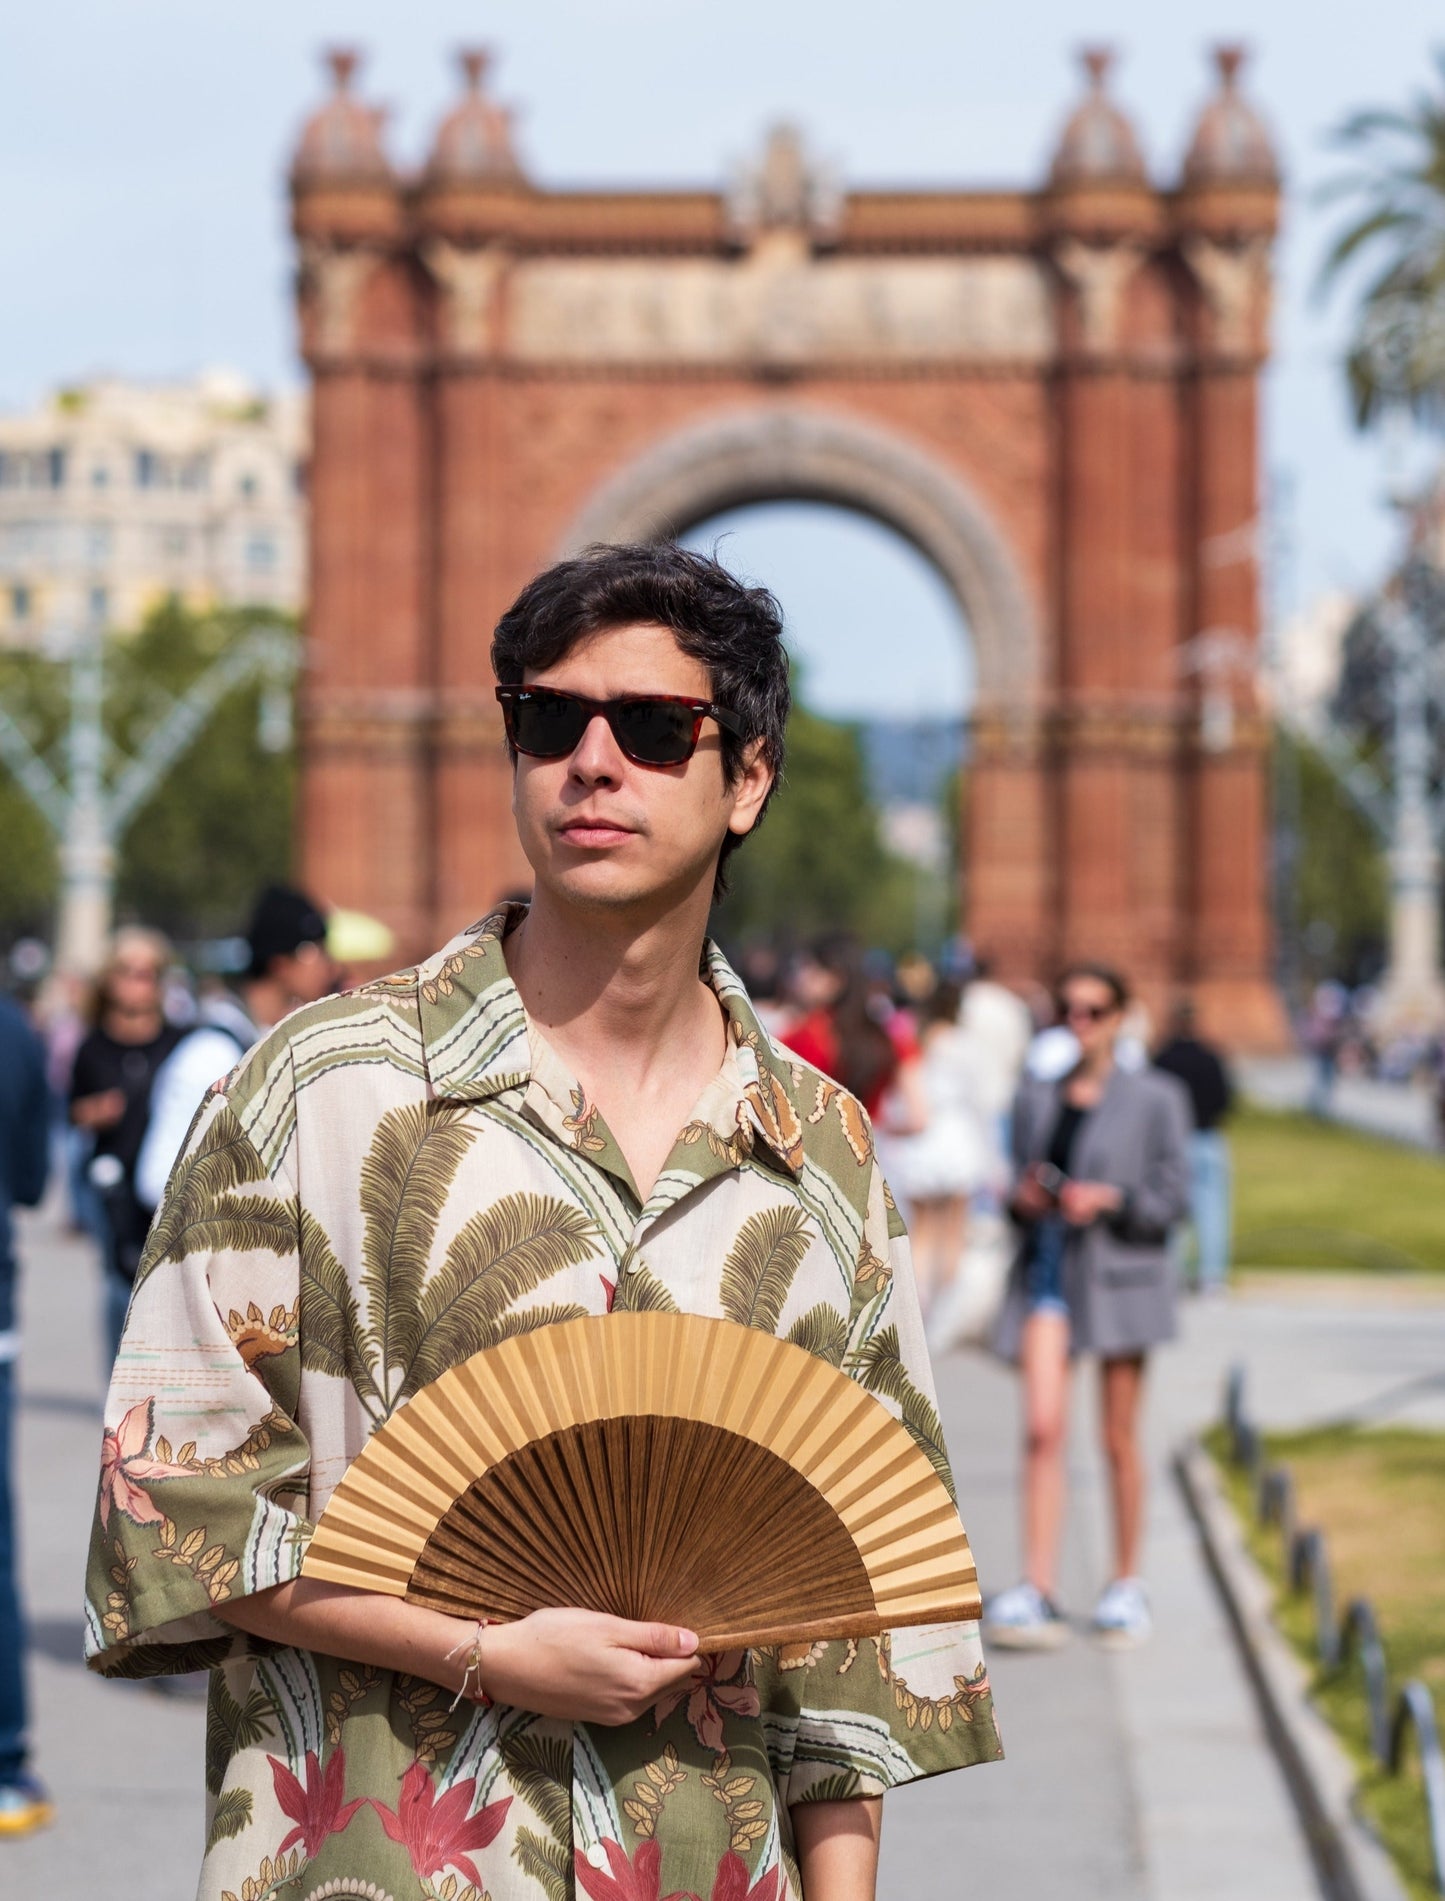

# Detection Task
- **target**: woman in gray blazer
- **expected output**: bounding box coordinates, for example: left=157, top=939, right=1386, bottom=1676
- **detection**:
left=985, top=964, right=1191, bottom=1652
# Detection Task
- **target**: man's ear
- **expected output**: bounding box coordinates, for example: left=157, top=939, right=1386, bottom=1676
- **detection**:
left=725, top=738, right=775, bottom=840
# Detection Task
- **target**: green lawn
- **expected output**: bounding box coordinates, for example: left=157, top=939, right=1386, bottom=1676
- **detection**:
left=1231, top=1105, right=1445, bottom=1272
left=1207, top=1424, right=1445, bottom=1901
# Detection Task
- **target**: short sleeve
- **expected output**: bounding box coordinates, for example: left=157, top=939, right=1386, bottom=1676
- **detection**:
left=759, top=1164, right=1003, bottom=1804
left=83, top=1071, right=312, bottom=1678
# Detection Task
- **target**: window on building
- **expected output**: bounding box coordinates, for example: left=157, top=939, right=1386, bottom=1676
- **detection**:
left=135, top=449, right=157, bottom=489
left=92, top=463, right=109, bottom=489
left=88, top=584, right=109, bottom=624
left=245, top=533, right=277, bottom=572
left=0, top=454, right=10, bottom=488
left=238, top=472, right=259, bottom=500
left=47, top=448, right=67, bottom=488
left=293, top=460, right=307, bottom=496
left=88, top=523, right=112, bottom=562
left=11, top=584, right=31, bottom=622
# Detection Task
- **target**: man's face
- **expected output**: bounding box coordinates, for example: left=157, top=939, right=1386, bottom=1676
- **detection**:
left=510, top=621, right=773, bottom=914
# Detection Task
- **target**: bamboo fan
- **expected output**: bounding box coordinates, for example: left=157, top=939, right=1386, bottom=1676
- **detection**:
left=302, top=1311, right=980, bottom=1650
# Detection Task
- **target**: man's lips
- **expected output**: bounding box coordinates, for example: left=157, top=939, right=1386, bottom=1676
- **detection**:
left=556, top=818, right=637, bottom=848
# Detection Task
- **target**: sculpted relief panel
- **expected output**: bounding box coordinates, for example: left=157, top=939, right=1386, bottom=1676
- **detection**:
left=504, top=255, right=1056, bottom=366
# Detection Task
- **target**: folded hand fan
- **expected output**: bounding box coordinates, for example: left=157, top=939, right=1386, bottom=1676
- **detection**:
left=302, top=1311, right=980, bottom=1650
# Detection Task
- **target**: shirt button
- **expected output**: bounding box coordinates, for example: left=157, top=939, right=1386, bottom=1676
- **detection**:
left=585, top=1843, right=608, bottom=1869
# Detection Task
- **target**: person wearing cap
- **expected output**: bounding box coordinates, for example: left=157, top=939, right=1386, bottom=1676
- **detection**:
left=134, top=887, right=338, bottom=1211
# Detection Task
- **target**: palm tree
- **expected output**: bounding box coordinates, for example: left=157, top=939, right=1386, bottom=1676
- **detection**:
left=1318, top=53, right=1445, bottom=429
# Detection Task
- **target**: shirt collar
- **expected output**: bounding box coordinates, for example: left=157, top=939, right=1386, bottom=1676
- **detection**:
left=415, top=905, right=805, bottom=1178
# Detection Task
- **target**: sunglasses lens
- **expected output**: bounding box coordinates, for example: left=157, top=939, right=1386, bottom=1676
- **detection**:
left=611, top=700, right=697, bottom=765
left=509, top=694, right=588, bottom=757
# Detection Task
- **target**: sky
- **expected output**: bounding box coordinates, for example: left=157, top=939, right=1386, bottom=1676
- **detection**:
left=2, top=0, right=1438, bottom=716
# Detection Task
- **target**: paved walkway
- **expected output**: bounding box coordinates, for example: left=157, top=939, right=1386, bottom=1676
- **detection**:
left=1240, top=1055, right=1440, bottom=1151
left=9, top=1203, right=1445, bottom=1898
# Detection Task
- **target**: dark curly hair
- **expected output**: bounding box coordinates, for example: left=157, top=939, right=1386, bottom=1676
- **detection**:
left=492, top=543, right=791, bottom=898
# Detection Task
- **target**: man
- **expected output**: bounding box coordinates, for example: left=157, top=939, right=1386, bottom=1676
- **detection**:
left=134, top=884, right=337, bottom=1210
left=86, top=545, right=1001, bottom=1901
left=1154, top=997, right=1235, bottom=1293
left=0, top=991, right=51, bottom=1836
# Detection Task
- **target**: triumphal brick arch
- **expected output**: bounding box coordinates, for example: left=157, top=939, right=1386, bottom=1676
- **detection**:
left=290, top=45, right=1283, bottom=1042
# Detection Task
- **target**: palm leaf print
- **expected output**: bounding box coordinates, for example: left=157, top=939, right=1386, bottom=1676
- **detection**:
left=206, top=1679, right=274, bottom=1795
left=514, top=1829, right=568, bottom=1901
left=847, top=1325, right=956, bottom=1501
left=397, top=1194, right=599, bottom=1401
left=359, top=1102, right=474, bottom=1402
left=501, top=1727, right=572, bottom=1842
left=612, top=1262, right=678, bottom=1313
left=486, top=1301, right=589, bottom=1344
left=298, top=1210, right=382, bottom=1415
left=205, top=1789, right=253, bottom=1848
left=504, top=1727, right=571, bottom=1901
left=786, top=1302, right=849, bottom=1368
left=139, top=1105, right=278, bottom=1283
left=719, top=1205, right=812, bottom=1334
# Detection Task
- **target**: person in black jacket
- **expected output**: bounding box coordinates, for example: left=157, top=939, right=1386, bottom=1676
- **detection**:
left=1154, top=997, right=1235, bottom=1293
left=0, top=991, right=52, bottom=1836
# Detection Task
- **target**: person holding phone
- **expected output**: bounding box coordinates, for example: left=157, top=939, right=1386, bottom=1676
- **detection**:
left=985, top=964, right=1190, bottom=1651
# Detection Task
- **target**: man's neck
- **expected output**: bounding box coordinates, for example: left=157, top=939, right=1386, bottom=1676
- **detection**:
left=502, top=885, right=720, bottom=1093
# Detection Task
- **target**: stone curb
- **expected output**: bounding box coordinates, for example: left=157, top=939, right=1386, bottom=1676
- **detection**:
left=1174, top=1438, right=1409, bottom=1901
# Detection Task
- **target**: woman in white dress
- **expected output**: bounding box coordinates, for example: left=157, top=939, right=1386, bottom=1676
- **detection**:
left=889, top=981, right=988, bottom=1313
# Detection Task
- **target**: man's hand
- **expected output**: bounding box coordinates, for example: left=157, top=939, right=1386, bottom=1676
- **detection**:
left=72, top=1088, right=126, bottom=1131
left=214, top=1582, right=698, bottom=1726
left=478, top=1608, right=700, bottom=1724
left=1058, top=1179, right=1123, bottom=1226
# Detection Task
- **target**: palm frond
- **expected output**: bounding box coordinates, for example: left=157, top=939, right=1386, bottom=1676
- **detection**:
left=613, top=1262, right=678, bottom=1313
left=140, top=1104, right=270, bottom=1280
left=359, top=1102, right=474, bottom=1390
left=785, top=1302, right=849, bottom=1367
left=500, top=1728, right=573, bottom=1843
left=205, top=1789, right=253, bottom=1848
left=719, top=1205, right=812, bottom=1334
left=398, top=1194, right=598, bottom=1400
left=206, top=1681, right=275, bottom=1795
left=847, top=1324, right=955, bottom=1501
left=514, top=1827, right=569, bottom=1901
left=298, top=1209, right=381, bottom=1411
left=173, top=1196, right=299, bottom=1266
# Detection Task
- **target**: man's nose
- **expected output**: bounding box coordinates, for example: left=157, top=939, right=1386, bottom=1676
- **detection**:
left=569, top=712, right=624, bottom=781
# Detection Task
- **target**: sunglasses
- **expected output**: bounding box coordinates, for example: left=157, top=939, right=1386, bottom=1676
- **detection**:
left=1061, top=1001, right=1114, bottom=1024
left=495, top=685, right=744, bottom=769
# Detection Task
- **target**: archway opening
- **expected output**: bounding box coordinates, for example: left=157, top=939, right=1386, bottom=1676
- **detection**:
left=679, top=499, right=975, bottom=961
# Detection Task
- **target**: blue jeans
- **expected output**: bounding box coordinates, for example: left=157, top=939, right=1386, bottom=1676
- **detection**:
left=1024, top=1216, right=1070, bottom=1318
left=1187, top=1129, right=1232, bottom=1290
left=0, top=1358, right=27, bottom=1786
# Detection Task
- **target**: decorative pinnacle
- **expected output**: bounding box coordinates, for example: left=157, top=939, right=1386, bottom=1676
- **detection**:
left=1213, top=44, right=1246, bottom=89
left=325, top=47, right=360, bottom=94
left=458, top=48, right=490, bottom=92
left=1081, top=46, right=1115, bottom=92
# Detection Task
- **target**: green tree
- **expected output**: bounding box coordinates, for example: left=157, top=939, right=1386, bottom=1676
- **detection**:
left=1318, top=55, right=1445, bottom=428
left=109, top=601, right=296, bottom=939
left=0, top=599, right=297, bottom=947
left=717, top=699, right=891, bottom=947
left=1278, top=730, right=1388, bottom=980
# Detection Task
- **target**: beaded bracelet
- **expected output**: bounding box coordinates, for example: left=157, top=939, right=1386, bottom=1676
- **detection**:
left=445, top=1617, right=496, bottom=1712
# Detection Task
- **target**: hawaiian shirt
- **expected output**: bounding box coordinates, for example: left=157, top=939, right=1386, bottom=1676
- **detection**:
left=85, top=906, right=1002, bottom=1901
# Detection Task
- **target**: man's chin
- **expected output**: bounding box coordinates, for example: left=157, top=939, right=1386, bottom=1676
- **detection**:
left=537, top=856, right=711, bottom=915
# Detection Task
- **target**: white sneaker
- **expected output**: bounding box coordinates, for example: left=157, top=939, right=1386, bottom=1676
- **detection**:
left=983, top=1581, right=1070, bottom=1650
left=1092, top=1577, right=1152, bottom=1648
